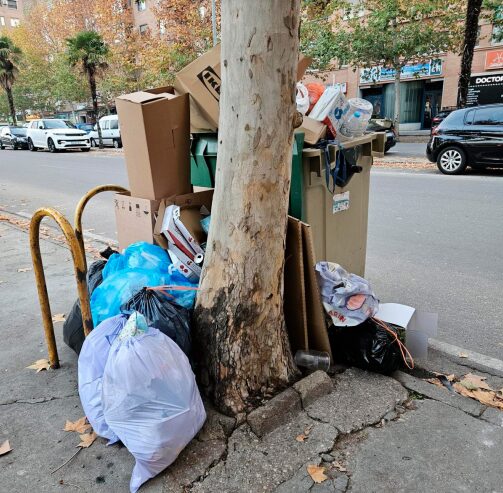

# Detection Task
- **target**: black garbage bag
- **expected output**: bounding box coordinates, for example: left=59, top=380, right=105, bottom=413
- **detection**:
left=329, top=318, right=401, bottom=374
left=63, top=247, right=116, bottom=355
left=120, top=288, right=191, bottom=357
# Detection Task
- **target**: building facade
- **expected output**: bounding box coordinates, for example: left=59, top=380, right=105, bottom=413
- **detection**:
left=0, top=0, right=24, bottom=29
left=307, top=20, right=503, bottom=130
left=131, top=0, right=158, bottom=34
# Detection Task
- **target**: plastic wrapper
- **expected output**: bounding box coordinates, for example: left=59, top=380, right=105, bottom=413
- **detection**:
left=315, top=261, right=378, bottom=326
left=329, top=318, right=401, bottom=374
left=102, top=312, right=206, bottom=493
left=121, top=287, right=191, bottom=356
left=296, top=82, right=310, bottom=115
left=78, top=314, right=128, bottom=443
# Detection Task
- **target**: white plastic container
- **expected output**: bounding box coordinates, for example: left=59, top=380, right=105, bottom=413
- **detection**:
left=339, top=98, right=373, bottom=138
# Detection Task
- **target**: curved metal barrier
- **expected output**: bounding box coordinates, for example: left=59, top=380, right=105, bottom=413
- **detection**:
left=30, top=208, right=92, bottom=369
left=30, top=184, right=129, bottom=369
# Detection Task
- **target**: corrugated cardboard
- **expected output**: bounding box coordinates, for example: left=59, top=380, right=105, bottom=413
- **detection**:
left=284, top=216, right=332, bottom=360
left=114, top=192, right=161, bottom=251
left=296, top=116, right=327, bottom=145
left=115, top=86, right=191, bottom=200
left=174, top=45, right=312, bottom=132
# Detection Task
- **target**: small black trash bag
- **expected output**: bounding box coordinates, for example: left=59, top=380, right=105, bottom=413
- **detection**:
left=120, top=288, right=191, bottom=357
left=329, top=318, right=401, bottom=374
left=63, top=247, right=116, bottom=355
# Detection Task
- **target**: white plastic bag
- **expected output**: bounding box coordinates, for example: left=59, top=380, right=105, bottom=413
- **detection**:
left=78, top=314, right=128, bottom=444
left=296, top=82, right=310, bottom=115
left=102, top=312, right=206, bottom=493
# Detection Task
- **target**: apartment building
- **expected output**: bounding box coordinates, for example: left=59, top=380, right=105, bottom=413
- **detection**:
left=306, top=20, right=503, bottom=130
left=0, top=0, right=24, bottom=29
left=131, top=0, right=158, bottom=35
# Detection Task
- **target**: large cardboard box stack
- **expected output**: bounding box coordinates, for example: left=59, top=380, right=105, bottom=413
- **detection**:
left=114, top=86, right=192, bottom=250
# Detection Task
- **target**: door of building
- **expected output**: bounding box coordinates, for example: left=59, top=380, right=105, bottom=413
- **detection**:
left=422, top=89, right=442, bottom=129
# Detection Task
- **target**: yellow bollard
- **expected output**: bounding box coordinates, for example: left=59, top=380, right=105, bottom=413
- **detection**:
left=30, top=208, right=92, bottom=369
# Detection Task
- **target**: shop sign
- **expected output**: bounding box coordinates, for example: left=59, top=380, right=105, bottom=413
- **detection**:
left=485, top=49, right=503, bottom=70
left=467, top=72, right=503, bottom=106
left=360, top=59, right=442, bottom=84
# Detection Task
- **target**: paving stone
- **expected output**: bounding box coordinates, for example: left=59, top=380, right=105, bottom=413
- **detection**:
left=347, top=400, right=503, bottom=492
left=394, top=370, right=485, bottom=417
left=293, top=370, right=334, bottom=408
left=196, top=405, right=236, bottom=441
left=192, top=412, right=338, bottom=493
left=333, top=474, right=349, bottom=491
left=306, top=368, right=408, bottom=434
left=480, top=407, right=503, bottom=427
left=321, top=453, right=335, bottom=462
left=247, top=387, right=301, bottom=437
left=311, top=479, right=337, bottom=492
left=162, top=439, right=227, bottom=493
left=273, top=460, right=317, bottom=493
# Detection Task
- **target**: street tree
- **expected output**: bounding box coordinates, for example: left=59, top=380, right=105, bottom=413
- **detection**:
left=0, top=36, right=22, bottom=125
left=457, top=1, right=502, bottom=107
left=194, top=0, right=301, bottom=416
left=66, top=31, right=109, bottom=148
left=302, top=0, right=464, bottom=135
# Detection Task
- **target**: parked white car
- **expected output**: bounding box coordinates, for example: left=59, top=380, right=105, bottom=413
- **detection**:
left=26, top=119, right=91, bottom=152
left=89, top=115, right=122, bottom=148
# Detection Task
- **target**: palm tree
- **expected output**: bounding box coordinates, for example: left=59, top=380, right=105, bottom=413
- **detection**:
left=0, top=36, right=22, bottom=125
left=66, top=31, right=109, bottom=148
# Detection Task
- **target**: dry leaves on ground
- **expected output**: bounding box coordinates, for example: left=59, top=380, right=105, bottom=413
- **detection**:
left=458, top=352, right=469, bottom=358
left=0, top=440, right=12, bottom=456
left=461, top=373, right=492, bottom=391
left=26, top=359, right=51, bottom=372
left=333, top=461, right=347, bottom=472
left=453, top=383, right=503, bottom=410
left=52, top=313, right=66, bottom=323
left=307, top=464, right=327, bottom=484
left=64, top=417, right=92, bottom=434
left=295, top=424, right=313, bottom=442
left=17, top=267, right=32, bottom=273
left=77, top=432, right=97, bottom=449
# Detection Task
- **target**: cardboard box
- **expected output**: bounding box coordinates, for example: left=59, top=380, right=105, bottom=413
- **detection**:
left=114, top=192, right=161, bottom=251
left=115, top=87, right=191, bottom=200
left=296, top=116, right=327, bottom=145
left=174, top=45, right=312, bottom=132
left=284, top=216, right=332, bottom=360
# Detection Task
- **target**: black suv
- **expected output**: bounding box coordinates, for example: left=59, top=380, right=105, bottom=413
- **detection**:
left=426, top=104, right=503, bottom=175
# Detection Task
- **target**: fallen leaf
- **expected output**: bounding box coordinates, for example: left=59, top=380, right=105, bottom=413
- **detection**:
left=295, top=424, right=313, bottom=442
left=453, top=383, right=503, bottom=411
left=52, top=313, right=66, bottom=323
left=17, top=267, right=31, bottom=273
left=64, top=417, right=91, bottom=434
left=458, top=352, right=469, bottom=358
left=307, top=464, right=327, bottom=483
left=0, top=440, right=12, bottom=456
left=462, top=373, right=492, bottom=391
left=425, top=377, right=444, bottom=388
left=333, top=461, right=347, bottom=472
left=26, top=359, right=51, bottom=372
left=459, top=379, right=479, bottom=391
left=77, top=432, right=97, bottom=448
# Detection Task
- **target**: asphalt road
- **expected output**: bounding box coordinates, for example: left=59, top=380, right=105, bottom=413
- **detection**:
left=1, top=147, right=502, bottom=359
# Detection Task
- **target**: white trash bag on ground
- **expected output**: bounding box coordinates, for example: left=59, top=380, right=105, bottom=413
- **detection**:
left=78, top=314, right=128, bottom=444
left=102, top=312, right=206, bottom=493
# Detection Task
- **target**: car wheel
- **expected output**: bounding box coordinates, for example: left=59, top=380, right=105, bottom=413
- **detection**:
left=91, top=138, right=97, bottom=148
left=12, top=144, right=17, bottom=150
left=48, top=138, right=57, bottom=153
left=113, top=139, right=121, bottom=149
left=437, top=147, right=467, bottom=175
left=28, top=138, right=37, bottom=151
left=0, top=143, right=4, bottom=150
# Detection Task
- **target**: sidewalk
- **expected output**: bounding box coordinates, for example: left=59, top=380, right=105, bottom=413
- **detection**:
left=1, top=219, right=502, bottom=492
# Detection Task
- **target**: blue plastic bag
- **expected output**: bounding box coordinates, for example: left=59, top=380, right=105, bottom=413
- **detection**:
left=78, top=314, right=128, bottom=444
left=102, top=312, right=206, bottom=493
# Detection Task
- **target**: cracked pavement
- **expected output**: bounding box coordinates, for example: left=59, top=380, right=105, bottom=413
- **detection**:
left=1, top=221, right=503, bottom=493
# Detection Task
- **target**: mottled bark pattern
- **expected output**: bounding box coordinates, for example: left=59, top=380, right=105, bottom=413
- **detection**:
left=458, top=0, right=483, bottom=108
left=194, top=0, right=301, bottom=415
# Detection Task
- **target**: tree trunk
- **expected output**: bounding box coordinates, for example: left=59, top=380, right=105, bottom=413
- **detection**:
left=6, top=87, right=17, bottom=126
left=87, top=69, right=103, bottom=148
left=457, top=0, right=482, bottom=108
left=393, top=68, right=401, bottom=138
left=194, top=0, right=300, bottom=416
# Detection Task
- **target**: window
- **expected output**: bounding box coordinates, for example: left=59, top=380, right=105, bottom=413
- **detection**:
left=475, top=26, right=481, bottom=47
left=10, top=18, right=20, bottom=27
left=101, top=120, right=110, bottom=130
left=7, top=0, right=17, bottom=9
left=464, top=109, right=475, bottom=125
left=0, top=17, right=4, bottom=26
left=110, top=119, right=119, bottom=130
left=137, top=0, right=146, bottom=12
left=139, top=23, right=148, bottom=34
left=473, top=107, right=503, bottom=125
left=492, top=7, right=503, bottom=45
left=159, top=20, right=166, bottom=35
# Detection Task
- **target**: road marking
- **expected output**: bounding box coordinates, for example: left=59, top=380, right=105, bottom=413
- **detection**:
left=429, top=338, right=503, bottom=374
